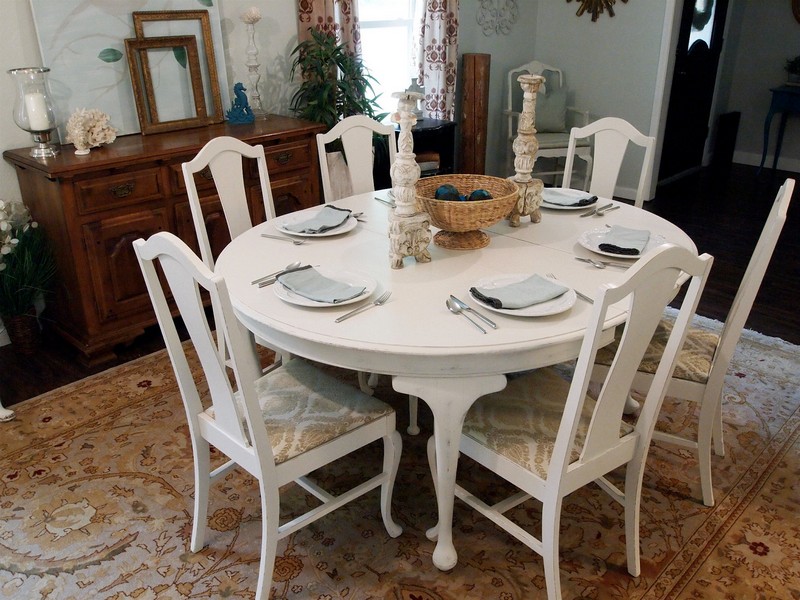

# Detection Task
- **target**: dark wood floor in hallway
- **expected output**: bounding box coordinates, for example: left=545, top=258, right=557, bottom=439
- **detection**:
left=1, top=164, right=797, bottom=407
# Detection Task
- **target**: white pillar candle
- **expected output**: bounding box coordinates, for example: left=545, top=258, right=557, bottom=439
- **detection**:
left=24, top=92, right=52, bottom=131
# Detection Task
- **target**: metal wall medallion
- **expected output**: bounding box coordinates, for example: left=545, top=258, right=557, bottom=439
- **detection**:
left=477, top=0, right=519, bottom=36
left=567, top=0, right=629, bottom=22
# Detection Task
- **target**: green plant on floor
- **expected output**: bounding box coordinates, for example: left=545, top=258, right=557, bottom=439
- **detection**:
left=289, top=28, right=387, bottom=131
left=0, top=199, right=56, bottom=320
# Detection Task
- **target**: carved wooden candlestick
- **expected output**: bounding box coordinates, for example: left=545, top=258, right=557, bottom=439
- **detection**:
left=389, top=96, right=432, bottom=269
left=507, top=73, right=545, bottom=226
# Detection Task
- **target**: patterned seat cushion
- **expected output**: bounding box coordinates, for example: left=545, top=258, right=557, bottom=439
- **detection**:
left=462, top=368, right=633, bottom=479
left=595, top=320, right=719, bottom=384
left=206, top=358, right=393, bottom=464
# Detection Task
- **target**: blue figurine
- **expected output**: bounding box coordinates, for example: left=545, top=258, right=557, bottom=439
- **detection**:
left=226, top=82, right=255, bottom=124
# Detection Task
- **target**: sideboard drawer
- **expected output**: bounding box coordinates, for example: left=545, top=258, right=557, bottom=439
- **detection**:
left=263, top=141, right=312, bottom=176
left=75, top=168, right=163, bottom=214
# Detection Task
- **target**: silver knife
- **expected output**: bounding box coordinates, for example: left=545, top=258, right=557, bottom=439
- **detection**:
left=449, top=295, right=498, bottom=329
left=580, top=202, right=613, bottom=217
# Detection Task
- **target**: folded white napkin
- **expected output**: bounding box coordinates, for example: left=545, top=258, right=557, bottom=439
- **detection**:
left=277, top=266, right=365, bottom=303
left=598, top=225, right=650, bottom=256
left=542, top=188, right=598, bottom=207
left=470, top=274, right=569, bottom=309
left=283, top=205, right=351, bottom=234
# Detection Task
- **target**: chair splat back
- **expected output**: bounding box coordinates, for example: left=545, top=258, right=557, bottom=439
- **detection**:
left=182, top=136, right=276, bottom=268
left=317, top=115, right=397, bottom=203
left=563, top=116, right=655, bottom=206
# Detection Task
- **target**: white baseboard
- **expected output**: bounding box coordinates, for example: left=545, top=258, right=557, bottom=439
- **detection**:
left=734, top=150, right=800, bottom=173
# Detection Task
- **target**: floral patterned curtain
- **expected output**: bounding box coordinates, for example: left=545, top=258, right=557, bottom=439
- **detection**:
left=297, top=0, right=362, bottom=55
left=414, top=0, right=459, bottom=120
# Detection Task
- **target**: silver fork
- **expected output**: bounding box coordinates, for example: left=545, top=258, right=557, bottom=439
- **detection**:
left=335, top=290, right=391, bottom=323
left=546, top=272, right=594, bottom=304
left=260, top=233, right=306, bottom=245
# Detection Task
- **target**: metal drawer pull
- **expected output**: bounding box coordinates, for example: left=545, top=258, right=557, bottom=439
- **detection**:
left=275, top=151, right=292, bottom=165
left=109, top=182, right=135, bottom=198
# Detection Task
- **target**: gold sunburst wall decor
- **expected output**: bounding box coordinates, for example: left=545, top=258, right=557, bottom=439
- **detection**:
left=567, top=0, right=629, bottom=22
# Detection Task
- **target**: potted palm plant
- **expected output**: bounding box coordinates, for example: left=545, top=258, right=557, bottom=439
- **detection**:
left=0, top=199, right=56, bottom=354
left=289, top=29, right=392, bottom=191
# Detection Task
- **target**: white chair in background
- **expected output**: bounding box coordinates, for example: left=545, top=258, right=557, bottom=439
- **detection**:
left=317, top=114, right=397, bottom=203
left=431, top=244, right=713, bottom=600
left=182, top=136, right=281, bottom=368
left=134, top=231, right=402, bottom=600
left=182, top=136, right=276, bottom=268
left=593, top=177, right=795, bottom=507
left=563, top=116, right=655, bottom=207
left=504, top=60, right=592, bottom=186
left=317, top=116, right=418, bottom=430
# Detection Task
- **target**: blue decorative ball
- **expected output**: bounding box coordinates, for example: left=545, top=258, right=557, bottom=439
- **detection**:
left=468, top=189, right=493, bottom=201
left=434, top=184, right=461, bottom=201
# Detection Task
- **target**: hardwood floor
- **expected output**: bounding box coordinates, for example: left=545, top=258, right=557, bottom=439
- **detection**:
left=2, top=164, right=797, bottom=407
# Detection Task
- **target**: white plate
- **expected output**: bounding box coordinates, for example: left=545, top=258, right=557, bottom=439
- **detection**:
left=578, top=227, right=666, bottom=258
left=274, top=211, right=357, bottom=237
left=469, top=273, right=577, bottom=317
left=541, top=187, right=598, bottom=210
left=274, top=268, right=376, bottom=307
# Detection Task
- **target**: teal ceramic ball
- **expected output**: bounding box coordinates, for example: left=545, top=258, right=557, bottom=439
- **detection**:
left=434, top=184, right=461, bottom=201
left=468, top=189, right=493, bottom=201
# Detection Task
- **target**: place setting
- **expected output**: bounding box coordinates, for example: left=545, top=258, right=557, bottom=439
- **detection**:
left=577, top=224, right=664, bottom=259
left=464, top=272, right=578, bottom=319
left=263, top=205, right=362, bottom=242
left=540, top=187, right=599, bottom=210
left=267, top=264, right=378, bottom=308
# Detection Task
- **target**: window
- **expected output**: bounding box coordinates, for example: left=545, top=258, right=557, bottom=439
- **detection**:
left=359, top=0, right=419, bottom=118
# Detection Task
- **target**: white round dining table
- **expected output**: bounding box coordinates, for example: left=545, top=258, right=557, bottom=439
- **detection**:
left=215, top=190, right=697, bottom=571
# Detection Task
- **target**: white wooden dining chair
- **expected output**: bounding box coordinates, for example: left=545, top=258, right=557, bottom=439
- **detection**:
left=317, top=114, right=397, bottom=203
left=317, top=115, right=417, bottom=426
left=430, top=244, right=713, bottom=600
left=133, top=231, right=402, bottom=600
left=593, top=177, right=795, bottom=507
left=563, top=116, right=655, bottom=207
left=182, top=136, right=277, bottom=268
left=182, top=136, right=281, bottom=369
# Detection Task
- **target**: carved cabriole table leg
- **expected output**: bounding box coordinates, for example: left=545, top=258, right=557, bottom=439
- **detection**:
left=508, top=73, right=545, bottom=227
left=389, top=104, right=432, bottom=269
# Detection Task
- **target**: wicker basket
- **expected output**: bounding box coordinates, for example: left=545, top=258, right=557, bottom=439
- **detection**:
left=416, top=174, right=519, bottom=249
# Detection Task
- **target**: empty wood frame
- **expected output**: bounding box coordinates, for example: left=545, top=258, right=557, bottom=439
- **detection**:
left=126, top=10, right=224, bottom=135
left=125, top=35, right=214, bottom=134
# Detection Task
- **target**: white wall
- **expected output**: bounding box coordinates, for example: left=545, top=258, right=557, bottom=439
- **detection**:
left=717, top=1, right=800, bottom=171
left=456, top=1, right=540, bottom=177
left=458, top=0, right=671, bottom=199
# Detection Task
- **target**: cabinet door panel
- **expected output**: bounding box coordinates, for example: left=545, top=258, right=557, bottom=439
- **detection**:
left=272, top=172, right=320, bottom=216
left=82, top=210, right=169, bottom=323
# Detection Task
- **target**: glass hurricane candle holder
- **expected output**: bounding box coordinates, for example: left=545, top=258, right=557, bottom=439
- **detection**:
left=8, top=67, right=60, bottom=158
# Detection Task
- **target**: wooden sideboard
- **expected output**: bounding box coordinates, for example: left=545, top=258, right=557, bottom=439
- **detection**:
left=3, top=115, right=325, bottom=365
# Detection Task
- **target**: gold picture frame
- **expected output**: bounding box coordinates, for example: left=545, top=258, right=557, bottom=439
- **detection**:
left=132, top=10, right=224, bottom=126
left=125, top=35, right=213, bottom=135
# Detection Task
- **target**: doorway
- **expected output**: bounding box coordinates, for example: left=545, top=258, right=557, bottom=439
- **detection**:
left=659, top=0, right=730, bottom=182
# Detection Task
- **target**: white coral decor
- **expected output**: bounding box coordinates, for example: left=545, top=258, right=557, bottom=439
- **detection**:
left=241, top=6, right=261, bottom=24
left=65, top=108, right=117, bottom=154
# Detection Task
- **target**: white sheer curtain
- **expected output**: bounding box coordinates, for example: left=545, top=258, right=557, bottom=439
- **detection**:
left=414, top=0, right=459, bottom=120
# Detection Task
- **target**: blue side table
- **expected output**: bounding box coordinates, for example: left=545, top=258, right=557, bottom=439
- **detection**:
left=758, top=85, right=800, bottom=174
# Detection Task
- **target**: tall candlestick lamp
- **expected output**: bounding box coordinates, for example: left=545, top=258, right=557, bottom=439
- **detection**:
left=8, top=67, right=60, bottom=158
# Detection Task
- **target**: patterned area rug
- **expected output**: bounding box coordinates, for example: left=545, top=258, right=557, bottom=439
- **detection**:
left=1, top=315, right=798, bottom=600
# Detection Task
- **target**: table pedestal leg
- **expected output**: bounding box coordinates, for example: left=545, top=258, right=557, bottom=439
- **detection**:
left=392, top=374, right=506, bottom=570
